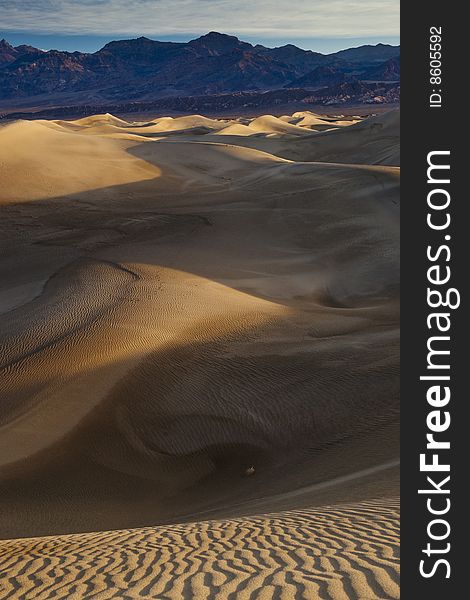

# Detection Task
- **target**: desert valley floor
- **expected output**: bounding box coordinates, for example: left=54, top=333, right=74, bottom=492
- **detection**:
left=0, top=110, right=399, bottom=599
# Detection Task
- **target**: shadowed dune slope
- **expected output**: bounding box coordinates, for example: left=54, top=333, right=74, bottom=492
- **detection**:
left=0, top=110, right=399, bottom=598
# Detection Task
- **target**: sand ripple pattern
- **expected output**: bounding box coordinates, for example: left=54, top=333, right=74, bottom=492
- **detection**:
left=0, top=498, right=399, bottom=600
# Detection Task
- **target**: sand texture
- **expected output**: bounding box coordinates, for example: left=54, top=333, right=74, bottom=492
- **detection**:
left=0, top=110, right=400, bottom=599
left=0, top=499, right=399, bottom=600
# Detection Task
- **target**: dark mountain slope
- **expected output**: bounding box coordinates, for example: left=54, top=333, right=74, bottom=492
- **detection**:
left=0, top=34, right=399, bottom=108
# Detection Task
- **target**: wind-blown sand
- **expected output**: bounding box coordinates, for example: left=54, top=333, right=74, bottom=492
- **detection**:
left=0, top=110, right=399, bottom=599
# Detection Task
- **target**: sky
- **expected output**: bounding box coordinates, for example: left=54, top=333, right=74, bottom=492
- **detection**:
left=1, top=0, right=400, bottom=54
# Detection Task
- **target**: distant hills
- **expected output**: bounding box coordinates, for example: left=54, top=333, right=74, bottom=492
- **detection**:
left=0, top=33, right=400, bottom=114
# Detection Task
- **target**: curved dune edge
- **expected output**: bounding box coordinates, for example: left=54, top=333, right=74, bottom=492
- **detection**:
left=0, top=262, right=286, bottom=466
left=0, top=498, right=399, bottom=600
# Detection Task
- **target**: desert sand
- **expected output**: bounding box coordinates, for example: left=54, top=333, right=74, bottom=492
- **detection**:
left=0, top=110, right=399, bottom=598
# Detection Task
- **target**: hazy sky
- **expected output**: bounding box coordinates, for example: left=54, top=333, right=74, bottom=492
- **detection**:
left=1, top=0, right=400, bottom=53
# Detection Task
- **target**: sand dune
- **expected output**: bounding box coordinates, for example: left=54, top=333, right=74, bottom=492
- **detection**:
left=213, top=122, right=259, bottom=136
left=0, top=120, right=160, bottom=203
left=0, top=109, right=399, bottom=598
left=71, top=112, right=134, bottom=127
left=290, top=111, right=355, bottom=130
left=0, top=498, right=399, bottom=600
left=276, top=110, right=400, bottom=165
left=246, top=115, right=314, bottom=136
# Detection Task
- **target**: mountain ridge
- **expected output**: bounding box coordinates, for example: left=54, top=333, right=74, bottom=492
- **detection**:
left=0, top=33, right=400, bottom=108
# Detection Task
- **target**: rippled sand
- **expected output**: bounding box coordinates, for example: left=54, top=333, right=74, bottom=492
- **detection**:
left=0, top=110, right=399, bottom=598
left=0, top=499, right=399, bottom=599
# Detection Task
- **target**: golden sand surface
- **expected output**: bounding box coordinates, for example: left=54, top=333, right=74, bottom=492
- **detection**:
left=0, top=499, right=399, bottom=599
left=0, top=110, right=399, bottom=599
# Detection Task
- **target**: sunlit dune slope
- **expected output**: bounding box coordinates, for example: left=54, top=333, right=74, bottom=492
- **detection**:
left=0, top=498, right=399, bottom=600
left=0, top=120, right=161, bottom=203
left=275, top=109, right=400, bottom=165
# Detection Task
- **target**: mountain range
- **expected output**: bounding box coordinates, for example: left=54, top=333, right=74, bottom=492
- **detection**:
left=0, top=33, right=399, bottom=110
